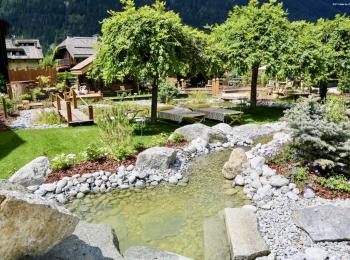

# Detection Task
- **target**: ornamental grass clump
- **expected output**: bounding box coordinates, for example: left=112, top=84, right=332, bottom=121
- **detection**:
left=97, top=105, right=136, bottom=161
left=284, top=95, right=350, bottom=176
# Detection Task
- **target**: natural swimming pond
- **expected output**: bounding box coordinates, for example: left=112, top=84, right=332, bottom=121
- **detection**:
left=67, top=150, right=250, bottom=259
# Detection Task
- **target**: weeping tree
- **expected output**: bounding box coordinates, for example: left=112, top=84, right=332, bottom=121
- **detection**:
left=293, top=15, right=350, bottom=99
left=211, top=0, right=291, bottom=111
left=91, top=0, right=205, bottom=122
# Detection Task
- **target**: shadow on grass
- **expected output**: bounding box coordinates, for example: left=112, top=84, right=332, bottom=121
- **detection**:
left=0, top=121, right=25, bottom=173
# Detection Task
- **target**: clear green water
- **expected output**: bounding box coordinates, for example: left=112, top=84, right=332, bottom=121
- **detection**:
left=67, top=150, right=250, bottom=259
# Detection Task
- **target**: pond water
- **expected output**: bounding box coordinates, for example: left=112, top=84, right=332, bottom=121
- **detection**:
left=67, top=150, right=250, bottom=259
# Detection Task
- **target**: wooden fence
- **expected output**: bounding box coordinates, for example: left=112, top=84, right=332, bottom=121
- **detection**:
left=8, top=67, right=57, bottom=85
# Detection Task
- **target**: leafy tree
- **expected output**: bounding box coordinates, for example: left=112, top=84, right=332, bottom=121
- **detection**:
left=289, top=15, right=350, bottom=99
left=91, top=0, right=204, bottom=122
left=211, top=0, right=291, bottom=111
left=39, top=46, right=58, bottom=68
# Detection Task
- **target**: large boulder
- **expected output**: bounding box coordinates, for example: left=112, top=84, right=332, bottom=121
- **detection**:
left=293, top=206, right=350, bottom=242
left=224, top=208, right=270, bottom=259
left=212, top=123, right=233, bottom=136
left=124, top=246, right=193, bottom=260
left=32, top=221, right=123, bottom=260
left=9, top=156, right=50, bottom=187
left=222, top=148, right=247, bottom=180
left=0, top=184, right=79, bottom=260
left=174, top=123, right=228, bottom=143
left=136, top=147, right=177, bottom=170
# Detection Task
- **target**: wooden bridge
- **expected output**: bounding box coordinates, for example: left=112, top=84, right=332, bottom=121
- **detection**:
left=51, top=89, right=94, bottom=126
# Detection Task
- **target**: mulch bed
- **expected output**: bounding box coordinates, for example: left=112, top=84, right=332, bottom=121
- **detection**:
left=165, top=141, right=189, bottom=149
left=46, top=141, right=188, bottom=183
left=46, top=157, right=136, bottom=183
left=268, top=162, right=350, bottom=200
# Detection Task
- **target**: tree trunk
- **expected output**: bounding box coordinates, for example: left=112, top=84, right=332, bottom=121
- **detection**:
left=250, top=65, right=259, bottom=112
left=151, top=83, right=158, bottom=123
left=319, top=80, right=328, bottom=101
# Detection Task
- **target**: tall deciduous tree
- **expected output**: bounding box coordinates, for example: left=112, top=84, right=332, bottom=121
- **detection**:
left=91, top=0, right=204, bottom=122
left=292, top=15, right=350, bottom=98
left=211, top=0, right=291, bottom=111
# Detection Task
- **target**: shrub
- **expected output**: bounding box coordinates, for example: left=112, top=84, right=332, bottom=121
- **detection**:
left=2, top=98, right=17, bottom=116
left=190, top=91, right=210, bottom=104
left=316, top=175, right=350, bottom=193
left=56, top=82, right=66, bottom=91
left=169, top=132, right=185, bottom=143
left=97, top=105, right=136, bottom=161
left=287, top=167, right=309, bottom=188
left=20, top=94, right=32, bottom=101
left=51, top=153, right=76, bottom=170
left=158, top=81, right=179, bottom=103
left=36, top=110, right=63, bottom=125
left=325, top=96, right=348, bottom=123
left=36, top=75, right=51, bottom=88
left=81, top=144, right=106, bottom=162
left=32, top=88, right=46, bottom=100
left=284, top=95, right=350, bottom=175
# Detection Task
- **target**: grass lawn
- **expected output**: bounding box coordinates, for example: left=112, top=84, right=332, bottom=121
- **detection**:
left=0, top=106, right=285, bottom=179
left=0, top=123, right=178, bottom=179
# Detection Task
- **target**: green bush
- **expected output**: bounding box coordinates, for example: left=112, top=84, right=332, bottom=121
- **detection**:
left=316, top=175, right=350, bottom=193
left=284, top=95, right=350, bottom=175
left=169, top=132, right=185, bottom=143
left=81, top=144, right=105, bottom=162
left=325, top=96, right=348, bottom=123
left=32, top=88, right=46, bottom=100
left=51, top=153, right=77, bottom=170
left=20, top=94, right=32, bottom=101
left=3, top=98, right=17, bottom=116
left=158, top=81, right=179, bottom=103
left=97, top=105, right=136, bottom=161
left=36, top=110, right=63, bottom=125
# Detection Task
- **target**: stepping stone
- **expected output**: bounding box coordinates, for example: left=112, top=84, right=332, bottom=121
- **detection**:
left=203, top=211, right=230, bottom=260
left=224, top=208, right=270, bottom=259
left=293, top=206, right=350, bottom=242
left=124, top=246, right=193, bottom=260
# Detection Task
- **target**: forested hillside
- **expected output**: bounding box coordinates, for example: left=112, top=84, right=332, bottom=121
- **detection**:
left=0, top=0, right=349, bottom=48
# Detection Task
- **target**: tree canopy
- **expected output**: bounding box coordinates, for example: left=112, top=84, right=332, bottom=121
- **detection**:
left=91, top=0, right=205, bottom=122
left=211, top=0, right=292, bottom=110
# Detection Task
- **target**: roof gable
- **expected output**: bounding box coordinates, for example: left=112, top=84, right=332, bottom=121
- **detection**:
left=6, top=38, right=43, bottom=60
left=57, top=36, right=97, bottom=59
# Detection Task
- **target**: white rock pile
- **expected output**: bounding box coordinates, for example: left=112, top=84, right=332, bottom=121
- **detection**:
left=233, top=131, right=350, bottom=259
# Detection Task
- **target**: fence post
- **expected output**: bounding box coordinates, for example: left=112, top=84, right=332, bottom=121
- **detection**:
left=56, top=95, right=61, bottom=110
left=88, top=105, right=94, bottom=121
left=66, top=101, right=72, bottom=123
left=7, top=84, right=13, bottom=100
left=63, top=91, right=68, bottom=101
left=2, top=97, right=7, bottom=118
left=72, top=89, right=78, bottom=109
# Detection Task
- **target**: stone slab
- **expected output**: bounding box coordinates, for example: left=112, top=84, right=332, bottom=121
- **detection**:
left=224, top=208, right=270, bottom=259
left=293, top=206, right=350, bottom=242
left=203, top=211, right=231, bottom=260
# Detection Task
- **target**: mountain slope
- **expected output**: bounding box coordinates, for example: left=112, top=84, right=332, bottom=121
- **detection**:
left=0, top=0, right=349, bottom=48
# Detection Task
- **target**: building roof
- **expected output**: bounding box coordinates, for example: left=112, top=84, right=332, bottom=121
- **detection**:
left=71, top=54, right=95, bottom=75
left=56, top=36, right=97, bottom=59
left=6, top=38, right=43, bottom=60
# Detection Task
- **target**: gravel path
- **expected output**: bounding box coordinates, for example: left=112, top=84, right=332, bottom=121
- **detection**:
left=10, top=109, right=67, bottom=130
